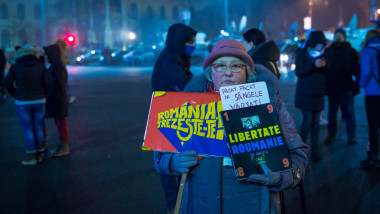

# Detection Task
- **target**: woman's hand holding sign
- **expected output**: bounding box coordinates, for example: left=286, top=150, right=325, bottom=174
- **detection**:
left=247, top=163, right=281, bottom=186
left=170, top=150, right=198, bottom=173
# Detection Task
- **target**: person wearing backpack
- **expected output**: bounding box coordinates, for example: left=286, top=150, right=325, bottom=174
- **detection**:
left=360, top=29, right=380, bottom=168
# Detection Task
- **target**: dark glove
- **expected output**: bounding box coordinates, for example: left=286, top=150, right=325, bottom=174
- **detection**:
left=170, top=150, right=198, bottom=173
left=247, top=163, right=281, bottom=186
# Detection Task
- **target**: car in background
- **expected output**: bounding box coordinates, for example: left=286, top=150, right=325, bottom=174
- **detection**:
left=111, top=49, right=128, bottom=65
left=279, top=42, right=300, bottom=70
left=74, top=49, right=104, bottom=65
left=122, top=46, right=156, bottom=66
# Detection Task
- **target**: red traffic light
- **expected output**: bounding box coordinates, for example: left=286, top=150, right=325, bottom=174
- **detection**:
left=64, top=34, right=76, bottom=46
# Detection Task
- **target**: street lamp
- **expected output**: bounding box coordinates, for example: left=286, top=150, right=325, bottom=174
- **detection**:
left=129, top=32, right=136, bottom=40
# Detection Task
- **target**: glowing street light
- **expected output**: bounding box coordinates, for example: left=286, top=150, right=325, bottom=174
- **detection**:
left=377, top=9, right=380, bottom=15
left=129, top=32, right=136, bottom=40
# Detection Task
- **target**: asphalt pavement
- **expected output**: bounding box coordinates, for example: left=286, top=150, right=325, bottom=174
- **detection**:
left=0, top=66, right=379, bottom=214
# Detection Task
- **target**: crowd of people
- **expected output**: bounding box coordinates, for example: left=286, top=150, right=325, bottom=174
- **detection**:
left=1, top=40, right=71, bottom=165
left=151, top=24, right=380, bottom=214
left=0, top=22, right=379, bottom=213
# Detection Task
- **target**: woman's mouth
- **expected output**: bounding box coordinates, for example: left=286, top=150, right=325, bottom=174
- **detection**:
left=222, top=80, right=234, bottom=85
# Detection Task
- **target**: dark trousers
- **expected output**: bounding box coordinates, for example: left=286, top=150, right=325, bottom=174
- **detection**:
left=300, top=110, right=320, bottom=155
left=327, top=91, right=356, bottom=139
left=160, top=175, right=180, bottom=211
left=365, top=95, right=380, bottom=159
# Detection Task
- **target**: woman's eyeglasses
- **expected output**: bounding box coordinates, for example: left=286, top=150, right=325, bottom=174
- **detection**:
left=212, top=63, right=245, bottom=73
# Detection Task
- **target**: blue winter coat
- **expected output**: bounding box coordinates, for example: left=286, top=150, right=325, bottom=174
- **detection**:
left=154, top=66, right=308, bottom=214
left=360, top=37, right=380, bottom=95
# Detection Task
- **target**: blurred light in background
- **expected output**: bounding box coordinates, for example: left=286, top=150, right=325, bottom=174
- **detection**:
left=129, top=32, right=136, bottom=40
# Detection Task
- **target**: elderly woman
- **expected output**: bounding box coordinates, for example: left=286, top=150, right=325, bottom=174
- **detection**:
left=154, top=39, right=308, bottom=213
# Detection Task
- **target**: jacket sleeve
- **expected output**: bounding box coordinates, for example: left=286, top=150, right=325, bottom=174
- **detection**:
left=163, top=59, right=192, bottom=91
left=360, top=48, right=374, bottom=88
left=295, top=50, right=315, bottom=78
left=44, top=66, right=53, bottom=87
left=153, top=151, right=180, bottom=176
left=4, top=65, right=16, bottom=97
left=269, top=97, right=309, bottom=191
left=55, top=64, right=68, bottom=89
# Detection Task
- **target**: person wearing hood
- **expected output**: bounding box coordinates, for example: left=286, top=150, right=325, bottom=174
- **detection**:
left=359, top=29, right=380, bottom=168
left=4, top=45, right=49, bottom=165
left=56, top=39, right=70, bottom=65
left=152, top=23, right=197, bottom=92
left=295, top=31, right=327, bottom=160
left=242, top=28, right=281, bottom=79
left=43, top=44, right=70, bottom=157
left=151, top=23, right=197, bottom=214
left=324, top=29, right=359, bottom=145
left=154, top=39, right=308, bottom=214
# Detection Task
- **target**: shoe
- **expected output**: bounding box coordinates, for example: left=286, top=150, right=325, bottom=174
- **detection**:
left=21, top=153, right=37, bottom=166
left=53, top=140, right=70, bottom=157
left=347, top=138, right=357, bottom=145
left=324, top=136, right=336, bottom=145
left=36, top=152, right=43, bottom=163
left=360, top=157, right=379, bottom=168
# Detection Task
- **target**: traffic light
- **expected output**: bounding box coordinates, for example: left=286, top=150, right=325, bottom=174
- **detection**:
left=64, top=34, right=76, bottom=46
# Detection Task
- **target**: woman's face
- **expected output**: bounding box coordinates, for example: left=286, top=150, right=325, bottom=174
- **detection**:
left=211, top=56, right=247, bottom=91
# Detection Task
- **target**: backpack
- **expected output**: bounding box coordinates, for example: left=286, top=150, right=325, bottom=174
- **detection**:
left=369, top=47, right=380, bottom=85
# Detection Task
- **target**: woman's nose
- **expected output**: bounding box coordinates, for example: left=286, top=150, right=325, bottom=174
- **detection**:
left=224, top=67, right=233, bottom=76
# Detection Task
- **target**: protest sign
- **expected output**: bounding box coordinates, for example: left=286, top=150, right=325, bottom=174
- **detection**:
left=220, top=82, right=270, bottom=110
left=219, top=82, right=291, bottom=180
left=143, top=91, right=230, bottom=157
left=220, top=104, right=291, bottom=180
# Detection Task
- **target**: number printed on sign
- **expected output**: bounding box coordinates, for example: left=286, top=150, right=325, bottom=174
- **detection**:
left=237, top=167, right=245, bottom=177
left=282, top=158, right=289, bottom=168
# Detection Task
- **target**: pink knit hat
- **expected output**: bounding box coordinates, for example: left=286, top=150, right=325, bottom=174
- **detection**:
left=203, top=39, right=254, bottom=70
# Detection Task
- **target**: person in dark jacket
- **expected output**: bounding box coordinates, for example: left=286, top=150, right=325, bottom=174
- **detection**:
left=152, top=23, right=197, bottom=92
left=295, top=31, right=327, bottom=160
left=151, top=23, right=197, bottom=213
left=0, top=48, right=6, bottom=99
left=242, top=28, right=281, bottom=79
left=4, top=45, right=49, bottom=165
left=359, top=29, right=380, bottom=168
left=43, top=44, right=70, bottom=157
left=324, top=29, right=360, bottom=145
left=154, top=39, right=308, bottom=213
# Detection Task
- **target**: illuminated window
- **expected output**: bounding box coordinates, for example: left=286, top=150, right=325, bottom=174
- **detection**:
left=1, top=29, right=11, bottom=48
left=172, top=6, right=178, bottom=20
left=130, top=3, right=138, bottom=19
left=34, top=4, right=41, bottom=19
left=160, top=6, right=166, bottom=19
left=0, top=4, right=8, bottom=19
left=146, top=6, right=154, bottom=19
left=17, top=4, right=25, bottom=20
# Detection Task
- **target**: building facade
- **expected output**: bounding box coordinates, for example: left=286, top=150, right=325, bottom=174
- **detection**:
left=0, top=0, right=189, bottom=52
